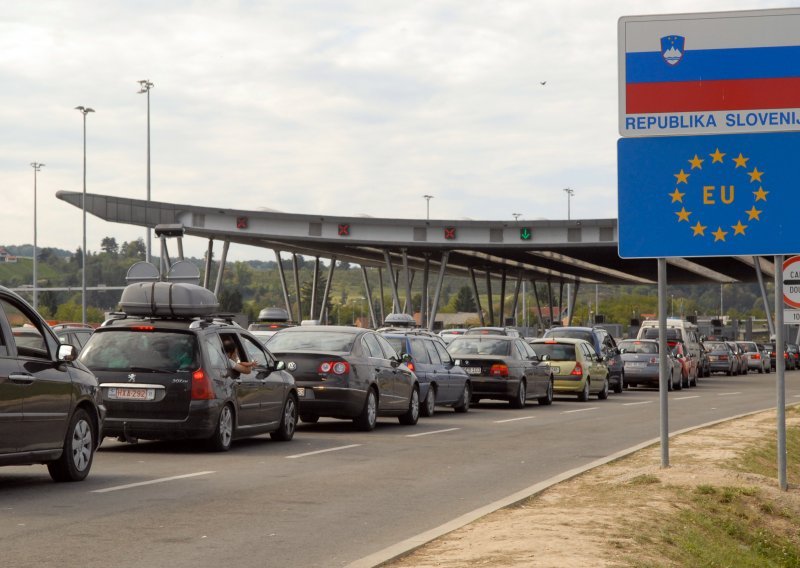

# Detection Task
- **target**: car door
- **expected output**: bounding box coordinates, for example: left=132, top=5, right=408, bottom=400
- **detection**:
left=206, top=333, right=261, bottom=427
left=0, top=313, right=24, bottom=453
left=1, top=296, right=72, bottom=452
left=240, top=333, right=284, bottom=424
left=431, top=339, right=460, bottom=403
left=583, top=342, right=607, bottom=385
left=362, top=333, right=398, bottom=411
left=377, top=333, right=414, bottom=410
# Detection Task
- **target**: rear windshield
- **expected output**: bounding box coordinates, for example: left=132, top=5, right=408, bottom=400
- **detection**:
left=705, top=342, right=727, bottom=351
left=384, top=337, right=406, bottom=355
left=545, top=329, right=592, bottom=343
left=642, top=328, right=680, bottom=340
left=533, top=343, right=576, bottom=361
left=79, top=330, right=199, bottom=372
left=448, top=337, right=510, bottom=356
left=618, top=340, right=658, bottom=354
left=267, top=330, right=355, bottom=353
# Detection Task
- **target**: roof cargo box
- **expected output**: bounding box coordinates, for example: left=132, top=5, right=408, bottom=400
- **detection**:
left=119, top=282, right=219, bottom=317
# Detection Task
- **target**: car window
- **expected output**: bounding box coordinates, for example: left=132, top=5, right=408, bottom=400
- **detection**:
left=267, top=330, right=356, bottom=353
left=1, top=297, right=51, bottom=359
left=384, top=336, right=406, bottom=356
left=409, top=338, right=431, bottom=364
left=80, top=330, right=198, bottom=371
left=204, top=333, right=227, bottom=371
left=432, top=341, right=451, bottom=364
left=375, top=334, right=399, bottom=360
left=533, top=342, right=575, bottom=361
left=362, top=333, right=385, bottom=359
left=546, top=329, right=592, bottom=343
left=425, top=340, right=442, bottom=365
left=513, top=341, right=528, bottom=360
left=241, top=334, right=269, bottom=367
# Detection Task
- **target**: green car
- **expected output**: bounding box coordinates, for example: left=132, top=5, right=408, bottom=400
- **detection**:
left=529, top=337, right=610, bottom=401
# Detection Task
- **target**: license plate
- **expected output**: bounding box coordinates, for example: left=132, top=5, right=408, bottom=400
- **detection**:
left=627, top=362, right=646, bottom=368
left=108, top=387, right=155, bottom=401
left=551, top=366, right=560, bottom=374
left=296, top=387, right=306, bottom=397
left=464, top=367, right=482, bottom=375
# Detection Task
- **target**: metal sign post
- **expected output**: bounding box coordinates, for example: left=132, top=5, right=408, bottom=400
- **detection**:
left=776, top=255, right=787, bottom=490
left=658, top=258, right=669, bottom=467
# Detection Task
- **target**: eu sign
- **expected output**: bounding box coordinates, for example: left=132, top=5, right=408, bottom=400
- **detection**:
left=618, top=131, right=800, bottom=258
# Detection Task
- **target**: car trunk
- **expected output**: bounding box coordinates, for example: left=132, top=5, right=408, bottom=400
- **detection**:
left=270, top=351, right=349, bottom=383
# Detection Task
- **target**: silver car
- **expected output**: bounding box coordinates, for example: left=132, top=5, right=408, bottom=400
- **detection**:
left=618, top=339, right=683, bottom=390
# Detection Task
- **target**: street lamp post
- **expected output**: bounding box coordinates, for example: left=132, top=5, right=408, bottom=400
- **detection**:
left=138, top=80, right=154, bottom=264
left=30, top=162, right=45, bottom=311
left=423, top=195, right=433, bottom=220
left=563, top=187, right=574, bottom=220
left=75, top=105, right=94, bottom=324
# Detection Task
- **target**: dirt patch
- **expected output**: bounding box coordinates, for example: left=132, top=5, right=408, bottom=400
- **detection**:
left=384, top=408, right=800, bottom=568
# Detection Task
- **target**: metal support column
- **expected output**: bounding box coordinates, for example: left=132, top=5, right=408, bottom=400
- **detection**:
left=176, top=237, right=184, bottom=261
left=361, top=265, right=377, bottom=328
left=383, top=250, right=402, bottom=313
left=485, top=271, right=494, bottom=326
left=499, top=269, right=507, bottom=327
left=469, top=267, right=485, bottom=326
left=421, top=256, right=430, bottom=328
left=754, top=256, right=775, bottom=338
left=309, top=257, right=320, bottom=320
left=532, top=280, right=544, bottom=333
left=292, top=253, right=302, bottom=322
left=427, top=252, right=449, bottom=331
left=402, top=249, right=412, bottom=315
left=203, top=239, right=214, bottom=290
left=568, top=279, right=580, bottom=326
left=658, top=258, right=669, bottom=468
left=510, top=273, right=522, bottom=326
left=213, top=240, right=230, bottom=298
left=159, top=236, right=171, bottom=277
left=547, top=280, right=554, bottom=327
left=378, top=268, right=386, bottom=324
left=274, top=250, right=293, bottom=321
left=557, top=280, right=564, bottom=326
left=320, top=257, right=336, bottom=324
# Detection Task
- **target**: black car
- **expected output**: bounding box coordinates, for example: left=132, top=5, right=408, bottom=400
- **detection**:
left=447, top=335, right=553, bottom=407
left=78, top=282, right=298, bottom=451
left=381, top=330, right=471, bottom=416
left=52, top=322, right=94, bottom=354
left=542, top=326, right=624, bottom=393
left=266, top=326, right=420, bottom=431
left=0, top=286, right=105, bottom=481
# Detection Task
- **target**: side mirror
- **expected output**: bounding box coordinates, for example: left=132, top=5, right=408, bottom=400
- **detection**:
left=401, top=352, right=412, bottom=364
left=58, top=344, right=77, bottom=362
left=540, top=354, right=550, bottom=362
left=274, top=360, right=286, bottom=371
left=453, top=359, right=463, bottom=366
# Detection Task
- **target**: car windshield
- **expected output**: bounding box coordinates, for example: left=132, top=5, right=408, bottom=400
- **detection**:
left=705, top=342, right=727, bottom=351
left=618, top=340, right=658, bottom=354
left=79, top=330, right=199, bottom=372
left=545, top=329, right=592, bottom=343
left=533, top=343, right=576, bottom=361
left=383, top=337, right=406, bottom=355
left=448, top=337, right=510, bottom=356
left=267, top=330, right=356, bottom=353
left=642, top=328, right=680, bottom=340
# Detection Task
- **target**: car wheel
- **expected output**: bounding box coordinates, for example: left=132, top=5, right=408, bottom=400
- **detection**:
left=613, top=371, right=624, bottom=394
left=354, top=388, right=378, bottom=431
left=578, top=380, right=590, bottom=402
left=727, top=367, right=733, bottom=376
left=690, top=369, right=698, bottom=387
left=270, top=394, right=298, bottom=441
left=420, top=385, right=436, bottom=418
left=207, top=404, right=234, bottom=451
left=454, top=382, right=471, bottom=413
left=399, top=386, right=420, bottom=425
left=537, top=378, right=554, bottom=406
left=675, top=372, right=684, bottom=390
left=667, top=372, right=674, bottom=391
left=300, top=414, right=320, bottom=424
left=47, top=408, right=95, bottom=482
left=509, top=380, right=527, bottom=408
left=597, top=377, right=609, bottom=400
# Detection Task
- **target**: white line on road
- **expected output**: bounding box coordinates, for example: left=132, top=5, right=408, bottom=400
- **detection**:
left=562, top=407, right=599, bottom=414
left=718, top=392, right=742, bottom=396
left=92, top=471, right=215, bottom=493
left=406, top=428, right=461, bottom=438
left=673, top=396, right=701, bottom=400
left=622, top=401, right=653, bottom=406
left=494, top=416, right=537, bottom=424
left=286, top=444, right=362, bottom=459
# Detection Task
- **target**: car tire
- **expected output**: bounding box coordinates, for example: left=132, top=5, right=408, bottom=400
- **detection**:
left=578, top=380, right=590, bottom=402
left=47, top=408, right=95, bottom=482
left=690, top=369, right=698, bottom=387
left=537, top=378, right=554, bottom=406
left=420, top=385, right=436, bottom=417
left=597, top=377, right=609, bottom=400
left=300, top=414, right=320, bottom=424
left=207, top=404, right=234, bottom=452
left=509, top=380, right=527, bottom=408
left=398, top=386, right=420, bottom=425
left=354, top=388, right=378, bottom=431
left=613, top=372, right=624, bottom=394
left=454, top=383, right=471, bottom=413
left=667, top=372, right=674, bottom=391
left=270, top=394, right=298, bottom=441
left=675, top=372, right=684, bottom=390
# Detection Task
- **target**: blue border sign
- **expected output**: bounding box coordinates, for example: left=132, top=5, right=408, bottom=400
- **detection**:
left=618, top=131, right=800, bottom=258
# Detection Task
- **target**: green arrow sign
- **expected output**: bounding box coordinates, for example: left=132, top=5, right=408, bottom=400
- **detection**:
left=520, top=227, right=532, bottom=240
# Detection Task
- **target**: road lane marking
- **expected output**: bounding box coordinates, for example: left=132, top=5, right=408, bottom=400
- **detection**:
left=406, top=428, right=461, bottom=438
left=286, top=444, right=362, bottom=459
left=494, top=416, right=536, bottom=424
left=92, top=471, right=215, bottom=493
left=718, top=392, right=742, bottom=396
left=622, top=401, right=653, bottom=406
left=673, top=396, right=701, bottom=400
left=561, top=407, right=599, bottom=414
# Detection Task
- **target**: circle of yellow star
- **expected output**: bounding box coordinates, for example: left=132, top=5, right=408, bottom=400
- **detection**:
left=712, top=227, right=728, bottom=241
left=732, top=220, right=748, bottom=235
left=691, top=222, right=707, bottom=236
left=748, top=167, right=763, bottom=182
left=746, top=206, right=762, bottom=221
left=710, top=148, right=726, bottom=163
left=675, top=207, right=691, bottom=222
left=733, top=153, right=749, bottom=168
left=669, top=188, right=685, bottom=203
left=674, top=169, right=690, bottom=184
left=689, top=155, right=704, bottom=169
left=753, top=187, right=768, bottom=201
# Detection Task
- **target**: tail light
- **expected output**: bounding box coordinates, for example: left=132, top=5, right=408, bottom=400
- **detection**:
left=570, top=362, right=583, bottom=376
left=752, top=353, right=761, bottom=360
left=191, top=369, right=215, bottom=400
left=489, top=364, right=509, bottom=377
left=649, top=357, right=658, bottom=364
left=405, top=361, right=415, bottom=373
left=318, top=361, right=350, bottom=375
left=720, top=355, right=728, bottom=361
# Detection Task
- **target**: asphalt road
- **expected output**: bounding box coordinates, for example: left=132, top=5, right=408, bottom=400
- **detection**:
left=2, top=370, right=799, bottom=568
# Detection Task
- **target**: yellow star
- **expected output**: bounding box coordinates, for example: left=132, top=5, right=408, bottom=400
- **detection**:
left=733, top=153, right=749, bottom=168
left=691, top=221, right=707, bottom=236
left=675, top=207, right=691, bottom=222
left=710, top=148, right=726, bottom=163
left=689, top=154, right=704, bottom=169
left=753, top=187, right=768, bottom=201
left=748, top=167, right=763, bottom=182
left=674, top=169, right=690, bottom=184
left=712, top=227, right=728, bottom=241
left=746, top=206, right=762, bottom=221
left=669, top=188, right=685, bottom=203
left=732, top=221, right=748, bottom=235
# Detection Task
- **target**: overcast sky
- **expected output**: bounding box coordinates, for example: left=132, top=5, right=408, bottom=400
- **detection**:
left=1, top=0, right=786, bottom=261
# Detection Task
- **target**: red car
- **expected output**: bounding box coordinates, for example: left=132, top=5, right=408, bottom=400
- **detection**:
left=670, top=341, right=698, bottom=388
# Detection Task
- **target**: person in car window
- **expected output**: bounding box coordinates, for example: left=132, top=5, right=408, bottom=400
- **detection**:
left=222, top=337, right=254, bottom=375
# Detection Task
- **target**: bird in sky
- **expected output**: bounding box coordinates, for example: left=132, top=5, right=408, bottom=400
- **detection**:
left=540, top=81, right=547, bottom=85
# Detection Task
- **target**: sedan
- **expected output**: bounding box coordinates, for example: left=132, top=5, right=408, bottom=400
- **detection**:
left=530, top=338, right=610, bottom=401
left=267, top=326, right=420, bottom=430
left=447, top=336, right=553, bottom=407
left=617, top=339, right=683, bottom=390
left=703, top=341, right=737, bottom=375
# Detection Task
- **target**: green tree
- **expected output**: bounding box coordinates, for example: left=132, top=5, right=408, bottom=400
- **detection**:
left=453, top=285, right=477, bottom=311
left=101, top=236, right=119, bottom=255
left=120, top=238, right=146, bottom=259
left=218, top=288, right=244, bottom=313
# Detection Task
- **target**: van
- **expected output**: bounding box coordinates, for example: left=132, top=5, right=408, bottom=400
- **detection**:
left=636, top=318, right=701, bottom=384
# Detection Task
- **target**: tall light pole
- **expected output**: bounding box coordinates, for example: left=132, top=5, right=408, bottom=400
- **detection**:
left=563, top=187, right=574, bottom=220
left=30, top=162, right=45, bottom=311
left=512, top=212, right=522, bottom=221
left=138, top=79, right=154, bottom=264
left=423, top=194, right=433, bottom=220
left=75, top=106, right=94, bottom=324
